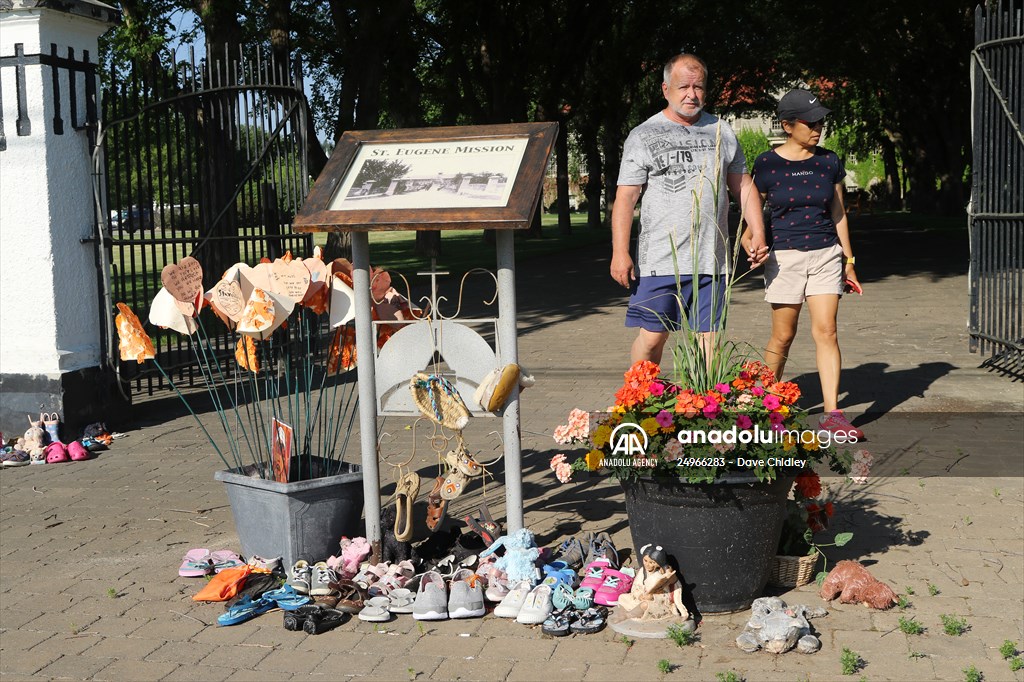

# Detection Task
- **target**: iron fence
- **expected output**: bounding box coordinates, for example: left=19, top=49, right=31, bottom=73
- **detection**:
left=95, top=46, right=314, bottom=396
left=969, top=2, right=1024, bottom=375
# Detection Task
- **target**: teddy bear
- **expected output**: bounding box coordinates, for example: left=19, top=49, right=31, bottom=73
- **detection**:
left=16, top=427, right=47, bottom=463
left=819, top=560, right=898, bottom=610
left=479, top=528, right=540, bottom=584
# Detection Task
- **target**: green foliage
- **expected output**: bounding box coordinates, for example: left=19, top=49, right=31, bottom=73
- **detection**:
left=909, top=651, right=927, bottom=660
left=940, top=614, right=968, bottom=636
left=106, top=587, right=118, bottom=599
left=999, top=640, right=1018, bottom=659
left=666, top=623, right=697, bottom=647
left=897, top=595, right=910, bottom=610
left=715, top=672, right=741, bottom=682
left=736, top=129, right=771, bottom=174
left=657, top=659, right=673, bottom=674
left=898, top=616, right=924, bottom=635
left=1010, top=658, right=1023, bottom=672
left=928, top=583, right=940, bottom=596
left=962, top=665, right=982, bottom=682
left=619, top=635, right=634, bottom=647
left=840, top=648, right=863, bottom=676
left=905, top=586, right=915, bottom=595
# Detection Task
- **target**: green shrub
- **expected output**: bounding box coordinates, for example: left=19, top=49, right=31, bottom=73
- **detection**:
left=841, top=647, right=863, bottom=675
left=940, top=614, right=968, bottom=636
left=898, top=616, right=924, bottom=635
left=962, top=664, right=982, bottom=682
left=736, top=129, right=771, bottom=174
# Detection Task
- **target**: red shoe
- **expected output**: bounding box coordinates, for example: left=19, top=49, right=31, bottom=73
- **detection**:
left=819, top=411, right=865, bottom=441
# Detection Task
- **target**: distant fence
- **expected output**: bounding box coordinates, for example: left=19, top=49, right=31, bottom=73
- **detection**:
left=969, top=2, right=1023, bottom=374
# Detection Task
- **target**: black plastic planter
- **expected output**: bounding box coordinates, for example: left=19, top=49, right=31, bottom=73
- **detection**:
left=621, top=474, right=791, bottom=613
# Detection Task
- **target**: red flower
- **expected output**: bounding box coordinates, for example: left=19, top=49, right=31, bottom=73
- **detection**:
left=794, top=471, right=822, bottom=499
left=768, top=381, right=801, bottom=405
left=615, top=360, right=661, bottom=408
left=806, top=502, right=832, bottom=533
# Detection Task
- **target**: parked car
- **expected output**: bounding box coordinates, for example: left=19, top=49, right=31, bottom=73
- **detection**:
left=110, top=206, right=153, bottom=233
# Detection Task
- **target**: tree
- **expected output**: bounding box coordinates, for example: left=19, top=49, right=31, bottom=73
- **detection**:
left=352, top=159, right=412, bottom=187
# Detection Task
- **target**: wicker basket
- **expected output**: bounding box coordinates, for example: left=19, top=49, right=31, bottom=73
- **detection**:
left=769, top=553, right=819, bottom=587
left=410, top=373, right=470, bottom=431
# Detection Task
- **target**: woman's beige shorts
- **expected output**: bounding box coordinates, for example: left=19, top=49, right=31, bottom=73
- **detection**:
left=764, top=244, right=844, bottom=304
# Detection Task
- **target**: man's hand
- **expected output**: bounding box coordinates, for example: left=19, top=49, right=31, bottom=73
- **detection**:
left=611, top=251, right=636, bottom=288
left=740, top=228, right=770, bottom=269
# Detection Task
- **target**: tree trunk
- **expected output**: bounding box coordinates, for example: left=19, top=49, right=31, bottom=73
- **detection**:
left=555, top=118, right=571, bottom=235
left=582, top=125, right=603, bottom=230
left=879, top=136, right=901, bottom=209
left=602, top=130, right=623, bottom=228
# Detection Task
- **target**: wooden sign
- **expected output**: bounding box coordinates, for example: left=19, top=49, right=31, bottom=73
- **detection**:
left=293, top=122, right=558, bottom=233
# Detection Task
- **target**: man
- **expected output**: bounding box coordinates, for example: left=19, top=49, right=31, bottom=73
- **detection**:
left=611, top=54, right=767, bottom=365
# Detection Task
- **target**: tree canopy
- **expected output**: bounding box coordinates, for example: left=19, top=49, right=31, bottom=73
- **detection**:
left=101, top=0, right=995, bottom=220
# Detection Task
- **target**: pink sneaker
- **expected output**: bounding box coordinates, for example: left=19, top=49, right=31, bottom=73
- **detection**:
left=579, top=559, right=611, bottom=591
left=819, top=410, right=865, bottom=440
left=593, top=567, right=635, bottom=606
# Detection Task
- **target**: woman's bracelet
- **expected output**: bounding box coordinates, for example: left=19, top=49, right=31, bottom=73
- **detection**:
left=843, top=256, right=856, bottom=265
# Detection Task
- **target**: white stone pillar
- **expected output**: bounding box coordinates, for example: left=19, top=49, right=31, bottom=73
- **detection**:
left=0, top=0, right=119, bottom=436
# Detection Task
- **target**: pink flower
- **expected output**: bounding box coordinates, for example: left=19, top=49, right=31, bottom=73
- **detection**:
left=736, top=393, right=754, bottom=406
left=554, top=462, right=573, bottom=483
left=751, top=386, right=765, bottom=397
left=663, top=440, right=683, bottom=460
left=713, top=442, right=735, bottom=453
left=768, top=412, right=785, bottom=431
left=715, top=383, right=731, bottom=394
left=655, top=410, right=674, bottom=428
left=762, top=394, right=781, bottom=410
left=566, top=408, right=590, bottom=434
left=649, top=381, right=666, bottom=397
left=702, top=402, right=721, bottom=419
left=552, top=425, right=572, bottom=445
left=735, top=414, right=753, bottom=430
left=549, top=454, right=566, bottom=471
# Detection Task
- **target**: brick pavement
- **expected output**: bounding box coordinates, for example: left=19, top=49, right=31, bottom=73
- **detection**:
left=2, top=222, right=1022, bottom=681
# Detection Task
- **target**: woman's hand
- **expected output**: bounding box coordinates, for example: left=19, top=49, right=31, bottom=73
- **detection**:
left=843, top=264, right=863, bottom=295
left=741, top=229, right=769, bottom=269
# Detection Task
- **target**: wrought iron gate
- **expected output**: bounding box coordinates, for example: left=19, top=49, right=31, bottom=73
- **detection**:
left=969, top=2, right=1024, bottom=374
left=93, top=47, right=314, bottom=396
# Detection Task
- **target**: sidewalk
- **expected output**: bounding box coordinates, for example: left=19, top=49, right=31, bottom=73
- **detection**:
left=1, top=220, right=1022, bottom=681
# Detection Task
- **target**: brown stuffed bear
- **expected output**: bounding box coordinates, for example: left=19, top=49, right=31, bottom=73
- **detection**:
left=819, top=560, right=899, bottom=609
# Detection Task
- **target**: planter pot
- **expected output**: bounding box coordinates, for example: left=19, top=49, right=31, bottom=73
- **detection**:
left=214, top=458, right=363, bottom=569
left=621, top=473, right=791, bottom=613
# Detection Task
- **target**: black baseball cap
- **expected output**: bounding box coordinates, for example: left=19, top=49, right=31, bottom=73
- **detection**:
left=777, top=89, right=831, bottom=122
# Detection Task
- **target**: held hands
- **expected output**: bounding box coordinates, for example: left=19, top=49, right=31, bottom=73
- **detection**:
left=611, top=251, right=636, bottom=288
left=741, top=232, right=770, bottom=269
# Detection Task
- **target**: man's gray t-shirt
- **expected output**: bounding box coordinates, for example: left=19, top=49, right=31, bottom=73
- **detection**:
left=618, top=111, right=745, bottom=277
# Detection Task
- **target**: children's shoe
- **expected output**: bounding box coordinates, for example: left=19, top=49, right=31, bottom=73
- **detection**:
left=0, top=449, right=30, bottom=467
left=179, top=548, right=213, bottom=577
left=412, top=571, right=449, bottom=621
left=45, top=442, right=69, bottom=463
left=41, top=413, right=60, bottom=444
left=819, top=410, right=866, bottom=440
left=303, top=606, right=347, bottom=634
left=309, top=562, right=338, bottom=596
left=288, top=560, right=312, bottom=594
left=587, top=532, right=619, bottom=568
left=67, top=441, right=89, bottom=461
left=516, top=584, right=553, bottom=624
left=579, top=559, right=611, bottom=591
left=447, top=568, right=485, bottom=618
left=493, top=580, right=531, bottom=618
left=247, top=555, right=283, bottom=573
left=553, top=532, right=590, bottom=570
left=210, top=550, right=244, bottom=573
left=217, top=595, right=275, bottom=626
left=593, top=567, right=635, bottom=606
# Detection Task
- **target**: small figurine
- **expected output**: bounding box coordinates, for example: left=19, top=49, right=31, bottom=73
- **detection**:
left=610, top=544, right=694, bottom=638
left=819, top=560, right=899, bottom=610
left=736, top=597, right=827, bottom=654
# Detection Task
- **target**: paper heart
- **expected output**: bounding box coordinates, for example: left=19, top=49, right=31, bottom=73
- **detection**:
left=271, top=259, right=311, bottom=303
left=149, top=288, right=198, bottom=335
left=237, top=287, right=295, bottom=338
left=161, top=256, right=204, bottom=304
left=230, top=262, right=272, bottom=300
left=303, top=257, right=328, bottom=284
left=330, top=276, right=356, bottom=329
left=209, top=279, right=245, bottom=321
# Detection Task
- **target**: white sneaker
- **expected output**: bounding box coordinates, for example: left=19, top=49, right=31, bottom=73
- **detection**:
left=287, top=560, right=311, bottom=594
left=493, top=580, right=532, bottom=618
left=516, top=583, right=553, bottom=624
left=309, top=562, right=338, bottom=596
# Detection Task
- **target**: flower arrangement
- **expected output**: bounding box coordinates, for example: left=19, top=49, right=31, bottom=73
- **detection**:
left=551, top=359, right=856, bottom=485
left=114, top=248, right=419, bottom=481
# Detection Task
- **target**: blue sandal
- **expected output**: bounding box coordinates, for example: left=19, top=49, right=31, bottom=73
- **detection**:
left=262, top=584, right=311, bottom=611
left=217, top=595, right=277, bottom=626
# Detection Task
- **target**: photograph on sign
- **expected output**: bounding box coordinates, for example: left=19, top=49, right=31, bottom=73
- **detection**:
left=328, top=138, right=529, bottom=211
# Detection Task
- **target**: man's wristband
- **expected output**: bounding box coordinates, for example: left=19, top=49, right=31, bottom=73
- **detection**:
left=844, top=256, right=856, bottom=265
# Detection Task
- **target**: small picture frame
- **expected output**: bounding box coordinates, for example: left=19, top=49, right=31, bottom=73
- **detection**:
left=294, top=122, right=557, bottom=232
left=270, top=418, right=293, bottom=484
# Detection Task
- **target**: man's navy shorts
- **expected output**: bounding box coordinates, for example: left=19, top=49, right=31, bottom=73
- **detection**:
left=625, top=274, right=726, bottom=333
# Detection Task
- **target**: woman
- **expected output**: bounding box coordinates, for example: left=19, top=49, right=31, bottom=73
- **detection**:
left=743, top=89, right=864, bottom=439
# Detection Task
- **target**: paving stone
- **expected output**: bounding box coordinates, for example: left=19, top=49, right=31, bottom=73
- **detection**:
left=429, top=656, right=513, bottom=681
left=551, top=638, right=628, bottom=666
left=197, top=642, right=271, bottom=669
left=368, top=654, right=441, bottom=681
left=350, top=630, right=421, bottom=656
left=131, top=616, right=206, bottom=641
left=507, top=661, right=586, bottom=681
left=225, top=669, right=294, bottom=681
left=36, top=653, right=115, bottom=679
left=293, top=630, right=365, bottom=654
left=191, top=624, right=261, bottom=646
left=93, top=658, right=180, bottom=681
left=409, top=634, right=486, bottom=658
left=254, top=649, right=328, bottom=674
left=487, top=636, right=556, bottom=661
left=23, top=631, right=106, bottom=659
left=309, top=651, right=382, bottom=678
left=0, top=628, right=53, bottom=652
left=160, top=663, right=236, bottom=681
left=82, top=635, right=165, bottom=660
left=144, top=640, right=218, bottom=666
left=0, top=645, right=64, bottom=675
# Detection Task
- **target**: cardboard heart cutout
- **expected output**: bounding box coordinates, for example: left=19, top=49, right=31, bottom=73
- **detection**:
left=271, top=258, right=311, bottom=303
left=161, top=256, right=204, bottom=304
left=330, top=276, right=356, bottom=329
left=237, top=287, right=295, bottom=338
left=232, top=262, right=272, bottom=300
left=150, top=288, right=198, bottom=335
left=303, top=257, right=328, bottom=284
left=209, top=279, right=246, bottom=322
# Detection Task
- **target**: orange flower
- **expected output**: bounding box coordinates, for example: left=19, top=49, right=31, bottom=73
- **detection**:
left=794, top=470, right=821, bottom=499
left=615, top=360, right=660, bottom=408
left=114, top=303, right=155, bottom=363
left=769, top=381, right=801, bottom=405
left=235, top=336, right=260, bottom=373
left=742, top=360, right=777, bottom=385
left=674, top=389, right=706, bottom=417
left=732, top=375, right=753, bottom=391
left=328, top=326, right=357, bottom=374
